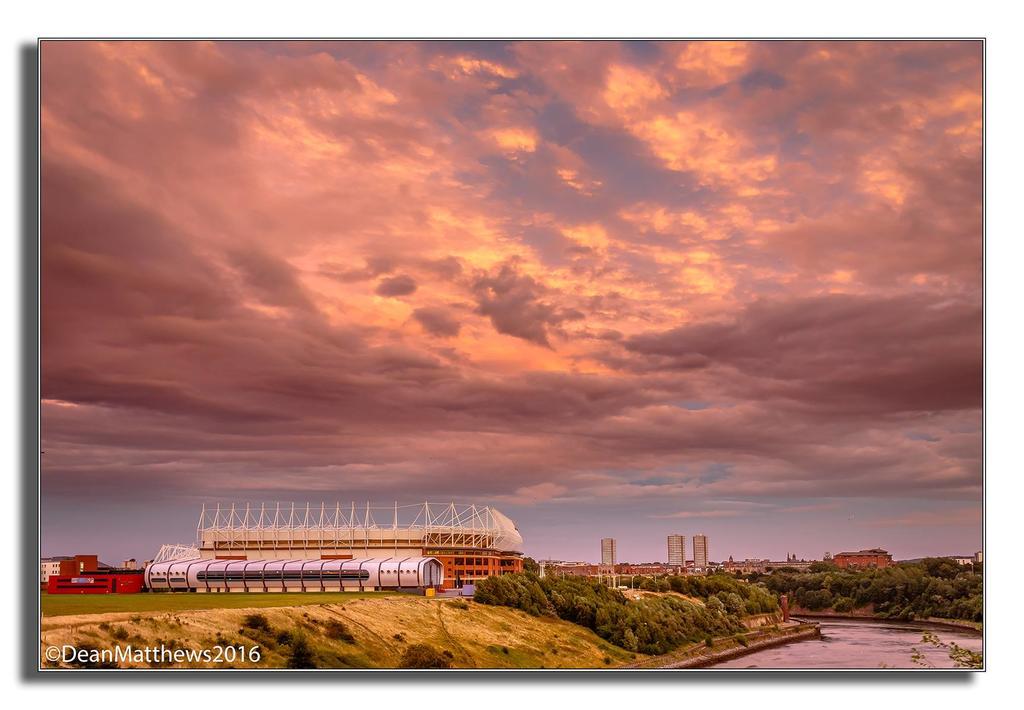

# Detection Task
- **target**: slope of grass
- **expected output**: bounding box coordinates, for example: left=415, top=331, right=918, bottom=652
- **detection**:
left=41, top=591, right=396, bottom=617
left=40, top=596, right=639, bottom=669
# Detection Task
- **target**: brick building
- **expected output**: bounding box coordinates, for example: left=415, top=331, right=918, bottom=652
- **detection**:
left=40, top=554, right=99, bottom=586
left=833, top=548, right=892, bottom=569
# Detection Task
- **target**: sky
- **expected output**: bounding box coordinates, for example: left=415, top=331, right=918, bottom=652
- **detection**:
left=39, top=40, right=982, bottom=565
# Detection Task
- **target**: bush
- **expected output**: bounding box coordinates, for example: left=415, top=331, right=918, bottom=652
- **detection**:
left=802, top=589, right=833, bottom=611
left=833, top=596, right=855, bottom=613
left=242, top=613, right=271, bottom=633
left=323, top=619, right=355, bottom=643
left=286, top=632, right=316, bottom=669
left=399, top=644, right=453, bottom=669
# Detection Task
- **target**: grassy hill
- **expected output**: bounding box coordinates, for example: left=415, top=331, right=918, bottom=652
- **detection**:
left=40, top=595, right=641, bottom=669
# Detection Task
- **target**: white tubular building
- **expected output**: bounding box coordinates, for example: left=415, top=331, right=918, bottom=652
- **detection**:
left=146, top=556, right=444, bottom=593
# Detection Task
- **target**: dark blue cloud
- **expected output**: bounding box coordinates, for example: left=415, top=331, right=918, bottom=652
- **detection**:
left=740, top=70, right=787, bottom=93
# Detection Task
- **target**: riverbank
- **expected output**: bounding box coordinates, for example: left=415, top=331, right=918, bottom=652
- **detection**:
left=791, top=610, right=981, bottom=635
left=624, top=622, right=820, bottom=669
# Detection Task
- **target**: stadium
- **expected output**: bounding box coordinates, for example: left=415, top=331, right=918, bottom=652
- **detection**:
left=143, top=502, right=524, bottom=593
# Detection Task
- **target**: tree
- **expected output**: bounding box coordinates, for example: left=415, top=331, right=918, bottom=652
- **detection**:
left=621, top=628, right=639, bottom=652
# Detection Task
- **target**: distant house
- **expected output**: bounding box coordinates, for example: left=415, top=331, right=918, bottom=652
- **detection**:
left=948, top=555, right=976, bottom=566
left=833, top=548, right=892, bottom=569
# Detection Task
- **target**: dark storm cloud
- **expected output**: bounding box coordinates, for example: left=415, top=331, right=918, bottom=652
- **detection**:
left=230, top=247, right=317, bottom=311
left=624, top=294, right=982, bottom=415
left=375, top=274, right=418, bottom=297
left=412, top=306, right=461, bottom=337
left=471, top=263, right=583, bottom=347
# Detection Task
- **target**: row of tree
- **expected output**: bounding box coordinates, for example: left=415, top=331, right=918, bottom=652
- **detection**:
left=757, top=559, right=982, bottom=621
left=473, top=571, right=778, bottom=655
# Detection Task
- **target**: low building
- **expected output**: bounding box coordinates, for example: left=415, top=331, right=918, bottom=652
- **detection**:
left=722, top=556, right=816, bottom=574
left=833, top=548, right=892, bottom=569
left=48, top=569, right=145, bottom=595
left=145, top=557, right=442, bottom=593
left=40, top=554, right=99, bottom=586
left=615, top=562, right=680, bottom=575
left=947, top=555, right=977, bottom=566
left=546, top=562, right=600, bottom=577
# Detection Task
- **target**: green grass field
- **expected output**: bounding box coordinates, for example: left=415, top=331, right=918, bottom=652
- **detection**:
left=41, top=590, right=400, bottom=617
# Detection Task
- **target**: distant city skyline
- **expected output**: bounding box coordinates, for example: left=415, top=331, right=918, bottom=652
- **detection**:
left=41, top=508, right=977, bottom=568
left=41, top=41, right=981, bottom=564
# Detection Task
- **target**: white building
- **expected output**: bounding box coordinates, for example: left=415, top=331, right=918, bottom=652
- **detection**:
left=40, top=558, right=64, bottom=584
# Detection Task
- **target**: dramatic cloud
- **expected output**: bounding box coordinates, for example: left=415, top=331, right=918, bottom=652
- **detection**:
left=471, top=262, right=583, bottom=347
left=412, top=306, right=461, bottom=338
left=376, top=274, right=418, bottom=297
left=40, top=41, right=982, bottom=563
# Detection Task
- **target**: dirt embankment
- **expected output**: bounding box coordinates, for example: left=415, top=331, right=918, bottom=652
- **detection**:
left=625, top=622, right=821, bottom=669
left=40, top=596, right=639, bottom=669
left=742, top=613, right=782, bottom=629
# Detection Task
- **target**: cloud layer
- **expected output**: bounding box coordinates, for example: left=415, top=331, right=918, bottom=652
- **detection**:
left=40, top=41, right=982, bottom=562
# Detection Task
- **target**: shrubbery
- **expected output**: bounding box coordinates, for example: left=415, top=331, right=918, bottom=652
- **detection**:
left=242, top=613, right=271, bottom=632
left=399, top=644, right=453, bottom=668
left=323, top=619, right=355, bottom=643
left=762, top=559, right=982, bottom=621
left=286, top=633, right=316, bottom=669
left=474, top=572, right=770, bottom=655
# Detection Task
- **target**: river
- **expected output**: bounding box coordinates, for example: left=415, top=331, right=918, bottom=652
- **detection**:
left=712, top=619, right=983, bottom=669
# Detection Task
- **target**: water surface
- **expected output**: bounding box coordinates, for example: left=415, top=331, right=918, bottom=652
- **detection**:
left=713, top=619, right=982, bottom=669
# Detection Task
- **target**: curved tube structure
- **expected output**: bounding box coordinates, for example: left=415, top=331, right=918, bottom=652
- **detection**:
left=145, top=556, right=443, bottom=592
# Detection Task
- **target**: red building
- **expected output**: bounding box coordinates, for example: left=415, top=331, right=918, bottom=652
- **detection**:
left=47, top=570, right=145, bottom=594
left=833, top=548, right=892, bottom=569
